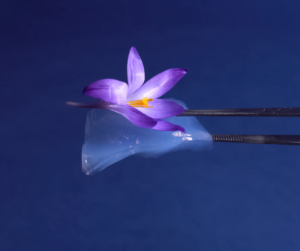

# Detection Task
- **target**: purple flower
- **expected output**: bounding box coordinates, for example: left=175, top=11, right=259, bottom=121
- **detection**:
left=76, top=47, right=187, bottom=133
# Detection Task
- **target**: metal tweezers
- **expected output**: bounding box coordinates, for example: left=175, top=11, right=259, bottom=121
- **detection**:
left=179, top=108, right=300, bottom=145
left=67, top=101, right=300, bottom=145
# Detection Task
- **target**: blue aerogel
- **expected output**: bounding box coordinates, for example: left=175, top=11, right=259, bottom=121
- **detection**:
left=82, top=99, right=213, bottom=175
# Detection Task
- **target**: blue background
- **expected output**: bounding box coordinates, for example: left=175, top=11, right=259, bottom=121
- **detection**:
left=2, top=0, right=300, bottom=250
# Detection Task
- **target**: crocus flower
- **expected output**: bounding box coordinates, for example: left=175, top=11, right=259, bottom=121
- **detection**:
left=73, top=47, right=187, bottom=132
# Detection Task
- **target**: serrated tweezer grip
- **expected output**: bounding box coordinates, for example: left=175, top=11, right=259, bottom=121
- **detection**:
left=211, top=134, right=300, bottom=145
left=179, top=107, right=300, bottom=117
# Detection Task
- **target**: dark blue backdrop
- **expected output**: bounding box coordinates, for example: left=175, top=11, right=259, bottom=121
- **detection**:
left=2, top=0, right=300, bottom=250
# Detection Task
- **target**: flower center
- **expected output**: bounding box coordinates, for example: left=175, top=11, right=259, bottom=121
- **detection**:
left=127, top=97, right=153, bottom=108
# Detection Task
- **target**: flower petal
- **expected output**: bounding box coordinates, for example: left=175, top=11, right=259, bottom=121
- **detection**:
left=127, top=68, right=187, bottom=101
left=134, top=99, right=185, bottom=119
left=67, top=101, right=157, bottom=128
left=84, top=102, right=157, bottom=129
left=127, top=47, right=145, bottom=95
left=66, top=101, right=184, bottom=132
left=107, top=104, right=158, bottom=128
left=152, top=120, right=186, bottom=133
left=83, top=79, right=128, bottom=105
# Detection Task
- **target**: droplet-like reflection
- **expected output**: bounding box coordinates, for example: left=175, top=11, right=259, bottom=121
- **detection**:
left=82, top=99, right=212, bottom=175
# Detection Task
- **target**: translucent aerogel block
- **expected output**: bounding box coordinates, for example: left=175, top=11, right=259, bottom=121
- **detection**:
left=82, top=99, right=213, bottom=175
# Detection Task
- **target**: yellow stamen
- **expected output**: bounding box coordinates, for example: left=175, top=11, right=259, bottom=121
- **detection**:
left=127, top=97, right=153, bottom=108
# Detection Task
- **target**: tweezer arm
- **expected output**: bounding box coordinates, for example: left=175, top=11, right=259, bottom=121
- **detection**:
left=212, top=134, right=300, bottom=145
left=180, top=108, right=300, bottom=117
left=67, top=103, right=300, bottom=117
